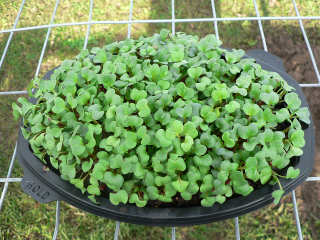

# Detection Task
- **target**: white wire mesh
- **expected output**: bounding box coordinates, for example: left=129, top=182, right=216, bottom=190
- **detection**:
left=0, top=0, right=319, bottom=239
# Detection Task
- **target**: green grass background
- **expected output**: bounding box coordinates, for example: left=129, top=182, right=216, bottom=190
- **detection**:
left=0, top=0, right=319, bottom=239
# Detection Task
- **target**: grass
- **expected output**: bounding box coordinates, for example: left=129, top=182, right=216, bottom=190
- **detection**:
left=0, top=0, right=319, bottom=239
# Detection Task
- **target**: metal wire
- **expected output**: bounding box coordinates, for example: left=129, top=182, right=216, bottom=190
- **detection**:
left=171, top=227, right=176, bottom=240
left=0, top=0, right=26, bottom=71
left=83, top=0, right=94, bottom=50
left=306, top=177, right=320, bottom=181
left=2, top=16, right=320, bottom=35
left=171, top=0, right=175, bottom=35
left=252, top=0, right=268, bottom=52
left=0, top=144, right=17, bottom=211
left=52, top=201, right=60, bottom=240
left=210, top=0, right=219, bottom=40
left=0, top=90, right=28, bottom=95
left=291, top=0, right=320, bottom=83
left=114, top=221, right=120, bottom=240
left=235, top=217, right=240, bottom=240
left=127, top=0, right=134, bottom=39
left=299, top=83, right=320, bottom=87
left=35, top=0, right=60, bottom=77
left=292, top=191, right=303, bottom=240
left=0, top=178, right=22, bottom=183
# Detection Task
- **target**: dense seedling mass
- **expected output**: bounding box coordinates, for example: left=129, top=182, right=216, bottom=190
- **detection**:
left=13, top=30, right=310, bottom=207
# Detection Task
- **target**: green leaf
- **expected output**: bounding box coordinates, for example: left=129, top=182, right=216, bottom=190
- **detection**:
left=222, top=131, right=235, bottom=148
left=123, top=131, right=138, bottom=150
left=249, top=83, right=261, bottom=100
left=262, top=108, right=276, bottom=123
left=243, top=137, right=258, bottom=151
left=147, top=186, right=159, bottom=200
left=98, top=73, right=116, bottom=88
left=225, top=49, right=245, bottom=64
left=110, top=190, right=128, bottom=205
left=200, top=132, right=216, bottom=148
left=289, top=129, right=305, bottom=148
left=216, top=195, right=226, bottom=204
left=201, top=197, right=216, bottom=207
left=69, top=136, right=86, bottom=156
left=198, top=34, right=222, bottom=52
left=183, top=122, right=198, bottom=138
left=272, top=189, right=284, bottom=204
left=82, top=159, right=93, bottom=172
left=272, top=154, right=290, bottom=169
left=172, top=179, right=189, bottom=192
left=284, top=92, right=301, bottom=110
left=286, top=167, right=300, bottom=179
left=77, top=90, right=91, bottom=105
left=230, top=86, right=247, bottom=96
left=295, top=107, right=310, bottom=124
left=87, top=185, right=101, bottom=196
left=103, top=172, right=124, bottom=191
left=181, top=135, right=194, bottom=152
left=238, top=123, right=258, bottom=139
left=225, top=101, right=240, bottom=113
left=200, top=174, right=214, bottom=192
left=245, top=157, right=259, bottom=182
left=167, top=119, right=184, bottom=137
left=136, top=99, right=151, bottom=117
left=93, top=49, right=107, bottom=63
left=105, top=136, right=120, bottom=148
left=160, top=28, right=170, bottom=40
left=211, top=84, right=230, bottom=102
left=195, top=77, right=211, bottom=91
left=60, top=163, right=76, bottom=180
left=52, top=97, right=66, bottom=114
left=280, top=79, right=295, bottom=92
left=243, top=102, right=260, bottom=117
left=129, top=193, right=147, bottom=207
left=70, top=179, right=85, bottom=193
left=187, top=67, right=204, bottom=79
left=169, top=43, right=184, bottom=62
left=176, top=82, right=195, bottom=100
left=193, top=154, right=213, bottom=167
left=115, top=62, right=127, bottom=75
left=99, top=139, right=111, bottom=152
left=155, top=175, right=171, bottom=186
left=39, top=79, right=56, bottom=92
left=110, top=154, right=123, bottom=169
left=193, top=141, right=207, bottom=156
left=156, top=129, right=172, bottom=147
left=130, top=88, right=147, bottom=102
left=200, top=105, right=218, bottom=123
left=260, top=92, right=279, bottom=106
left=181, top=191, right=192, bottom=201
left=260, top=166, right=272, bottom=184
left=287, top=146, right=303, bottom=158
left=12, top=103, right=21, bottom=120
left=276, top=108, right=290, bottom=123
left=167, top=155, right=186, bottom=175
left=236, top=72, right=251, bottom=89
left=102, top=61, right=116, bottom=73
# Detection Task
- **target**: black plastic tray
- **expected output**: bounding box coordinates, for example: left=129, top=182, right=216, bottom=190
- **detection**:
left=17, top=49, right=315, bottom=226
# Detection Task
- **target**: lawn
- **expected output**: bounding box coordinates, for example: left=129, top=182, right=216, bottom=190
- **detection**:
left=0, top=0, right=319, bottom=239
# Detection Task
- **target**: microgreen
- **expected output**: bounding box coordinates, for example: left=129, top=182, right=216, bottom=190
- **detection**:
left=13, top=30, right=310, bottom=208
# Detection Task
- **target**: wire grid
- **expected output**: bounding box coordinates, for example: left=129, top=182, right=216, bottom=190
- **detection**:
left=0, top=0, right=320, bottom=239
